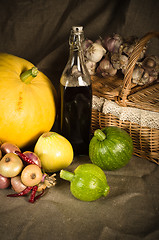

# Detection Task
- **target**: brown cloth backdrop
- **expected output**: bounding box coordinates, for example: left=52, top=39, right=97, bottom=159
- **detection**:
left=0, top=1, right=159, bottom=240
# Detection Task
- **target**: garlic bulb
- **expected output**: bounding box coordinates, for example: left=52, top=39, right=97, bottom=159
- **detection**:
left=131, top=67, right=156, bottom=85
left=110, top=53, right=128, bottom=71
left=85, top=43, right=106, bottom=63
left=139, top=71, right=150, bottom=85
left=103, top=33, right=123, bottom=53
left=97, top=57, right=117, bottom=77
left=132, top=66, right=144, bottom=84
left=85, top=60, right=96, bottom=75
left=142, top=55, right=159, bottom=76
left=120, top=36, right=146, bottom=60
left=110, top=53, right=121, bottom=69
left=82, top=39, right=93, bottom=54
left=95, top=38, right=103, bottom=45
left=120, top=55, right=129, bottom=73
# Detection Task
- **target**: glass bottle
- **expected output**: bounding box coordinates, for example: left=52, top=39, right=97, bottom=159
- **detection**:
left=60, top=26, right=92, bottom=155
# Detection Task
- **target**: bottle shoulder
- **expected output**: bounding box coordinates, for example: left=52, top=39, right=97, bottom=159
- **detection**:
left=60, top=60, right=91, bottom=87
left=60, top=71, right=91, bottom=87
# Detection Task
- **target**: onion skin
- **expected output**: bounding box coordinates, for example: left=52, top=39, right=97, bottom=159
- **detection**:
left=0, top=153, right=23, bottom=178
left=11, top=176, right=26, bottom=193
left=21, top=164, right=43, bottom=187
left=1, top=142, right=21, bottom=154
left=0, top=174, right=10, bottom=189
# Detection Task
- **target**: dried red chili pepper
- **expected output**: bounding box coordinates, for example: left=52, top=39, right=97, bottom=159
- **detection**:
left=7, top=186, right=33, bottom=197
left=29, top=185, right=38, bottom=203
left=34, top=189, right=45, bottom=202
left=15, top=151, right=39, bottom=166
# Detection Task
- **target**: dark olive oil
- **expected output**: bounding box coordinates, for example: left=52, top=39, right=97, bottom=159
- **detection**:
left=60, top=83, right=92, bottom=155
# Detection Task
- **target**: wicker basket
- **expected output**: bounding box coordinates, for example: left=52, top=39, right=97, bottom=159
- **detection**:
left=91, top=32, right=159, bottom=164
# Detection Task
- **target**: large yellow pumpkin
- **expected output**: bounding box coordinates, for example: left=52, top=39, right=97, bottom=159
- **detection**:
left=0, top=53, right=56, bottom=148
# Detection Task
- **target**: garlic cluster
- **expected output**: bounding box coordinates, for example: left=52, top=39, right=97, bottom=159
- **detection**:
left=83, top=33, right=159, bottom=85
left=83, top=41, right=106, bottom=75
left=132, top=55, right=159, bottom=85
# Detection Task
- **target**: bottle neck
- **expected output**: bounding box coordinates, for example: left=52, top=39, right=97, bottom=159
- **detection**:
left=69, top=47, right=85, bottom=68
left=69, top=29, right=84, bottom=50
left=68, top=31, right=85, bottom=70
left=60, top=27, right=91, bottom=87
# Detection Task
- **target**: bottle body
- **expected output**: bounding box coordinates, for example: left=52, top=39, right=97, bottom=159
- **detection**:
left=60, top=26, right=92, bottom=155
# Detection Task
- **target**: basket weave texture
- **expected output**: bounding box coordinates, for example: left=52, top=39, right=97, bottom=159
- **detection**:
left=91, top=32, right=159, bottom=164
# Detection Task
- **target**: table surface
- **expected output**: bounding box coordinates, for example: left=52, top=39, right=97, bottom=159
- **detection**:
left=0, top=155, right=159, bottom=240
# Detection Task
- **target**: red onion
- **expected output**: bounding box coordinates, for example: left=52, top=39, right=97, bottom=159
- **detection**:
left=1, top=142, right=21, bottom=154
left=11, top=176, right=26, bottom=193
left=23, top=151, right=41, bottom=168
left=0, top=174, right=10, bottom=189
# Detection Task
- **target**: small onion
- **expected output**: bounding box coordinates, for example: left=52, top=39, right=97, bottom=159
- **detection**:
left=1, top=142, right=21, bottom=154
left=0, top=174, right=10, bottom=189
left=11, top=176, right=26, bottom=193
left=0, top=153, right=23, bottom=178
left=23, top=151, right=41, bottom=168
left=21, top=164, right=43, bottom=187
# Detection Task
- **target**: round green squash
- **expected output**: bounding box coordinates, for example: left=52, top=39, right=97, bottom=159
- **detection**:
left=89, top=126, right=133, bottom=170
left=60, top=163, right=110, bottom=201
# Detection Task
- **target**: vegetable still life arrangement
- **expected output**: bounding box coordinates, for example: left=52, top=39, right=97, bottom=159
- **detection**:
left=0, top=49, right=134, bottom=203
left=0, top=126, right=133, bottom=203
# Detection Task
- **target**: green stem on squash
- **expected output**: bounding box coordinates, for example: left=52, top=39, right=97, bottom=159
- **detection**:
left=60, top=170, right=74, bottom=182
left=20, top=67, right=38, bottom=84
left=94, top=129, right=106, bottom=141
